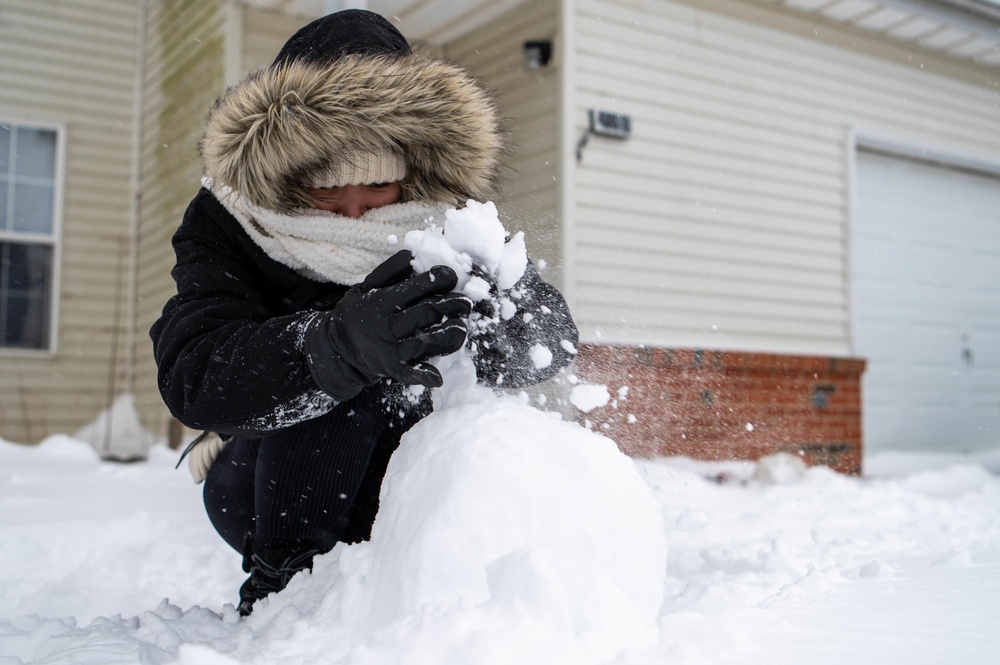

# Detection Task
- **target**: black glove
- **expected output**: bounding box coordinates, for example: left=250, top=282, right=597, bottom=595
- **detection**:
left=466, top=261, right=579, bottom=389
left=304, top=250, right=471, bottom=400
left=465, top=265, right=508, bottom=386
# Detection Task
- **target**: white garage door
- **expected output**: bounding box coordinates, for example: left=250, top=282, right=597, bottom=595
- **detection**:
left=854, top=150, right=1000, bottom=454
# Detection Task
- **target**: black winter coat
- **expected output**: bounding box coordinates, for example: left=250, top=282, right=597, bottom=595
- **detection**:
left=150, top=189, right=578, bottom=437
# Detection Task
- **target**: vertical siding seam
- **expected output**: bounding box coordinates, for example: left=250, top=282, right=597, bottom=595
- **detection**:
left=560, top=0, right=579, bottom=316
left=845, top=127, right=859, bottom=357
left=225, top=2, right=244, bottom=86
left=124, top=0, right=149, bottom=395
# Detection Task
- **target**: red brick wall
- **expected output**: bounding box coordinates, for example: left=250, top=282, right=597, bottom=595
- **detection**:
left=573, top=344, right=866, bottom=475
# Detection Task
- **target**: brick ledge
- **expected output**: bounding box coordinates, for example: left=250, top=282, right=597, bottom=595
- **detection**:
left=573, top=344, right=866, bottom=475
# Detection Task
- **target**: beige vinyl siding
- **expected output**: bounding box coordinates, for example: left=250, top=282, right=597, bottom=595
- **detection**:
left=133, top=3, right=305, bottom=441
left=133, top=0, right=229, bottom=441
left=570, top=0, right=1000, bottom=355
left=445, top=0, right=564, bottom=289
left=241, top=7, right=306, bottom=74
left=0, top=0, right=139, bottom=444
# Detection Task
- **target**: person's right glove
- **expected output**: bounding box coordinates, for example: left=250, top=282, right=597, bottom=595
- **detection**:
left=304, top=250, right=471, bottom=400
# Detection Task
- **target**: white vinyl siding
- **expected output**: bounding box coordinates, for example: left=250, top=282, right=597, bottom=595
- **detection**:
left=0, top=0, right=137, bottom=443
left=570, top=0, right=1000, bottom=355
left=446, top=0, right=564, bottom=289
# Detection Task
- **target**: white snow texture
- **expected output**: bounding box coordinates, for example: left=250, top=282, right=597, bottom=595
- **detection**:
left=2, top=200, right=999, bottom=664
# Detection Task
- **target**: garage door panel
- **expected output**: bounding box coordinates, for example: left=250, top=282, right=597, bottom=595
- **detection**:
left=856, top=318, right=897, bottom=360
left=966, top=327, right=1000, bottom=367
left=908, top=326, right=959, bottom=368
left=907, top=244, right=957, bottom=289
left=966, top=397, right=1000, bottom=450
left=865, top=400, right=958, bottom=448
left=855, top=236, right=901, bottom=281
left=855, top=150, right=1000, bottom=454
left=968, top=250, right=1000, bottom=295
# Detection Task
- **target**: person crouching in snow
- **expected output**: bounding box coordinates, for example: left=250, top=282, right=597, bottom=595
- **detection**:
left=149, top=9, right=578, bottom=616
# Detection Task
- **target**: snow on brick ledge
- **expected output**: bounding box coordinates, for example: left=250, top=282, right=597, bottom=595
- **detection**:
left=573, top=344, right=866, bottom=475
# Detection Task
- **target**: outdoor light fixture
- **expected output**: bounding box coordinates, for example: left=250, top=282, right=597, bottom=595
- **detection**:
left=576, top=109, right=633, bottom=161
left=523, top=40, right=552, bottom=70
left=588, top=109, right=632, bottom=139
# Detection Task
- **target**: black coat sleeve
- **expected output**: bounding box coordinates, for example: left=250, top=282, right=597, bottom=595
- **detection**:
left=470, top=260, right=578, bottom=389
left=149, top=191, right=337, bottom=436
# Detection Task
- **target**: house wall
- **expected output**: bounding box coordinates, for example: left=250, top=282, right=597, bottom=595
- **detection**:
left=133, top=3, right=306, bottom=443
left=240, top=6, right=307, bottom=73
left=0, top=0, right=139, bottom=444
left=567, top=0, right=1000, bottom=467
left=133, top=0, right=230, bottom=442
left=445, top=0, right=564, bottom=290
left=568, top=0, right=1000, bottom=355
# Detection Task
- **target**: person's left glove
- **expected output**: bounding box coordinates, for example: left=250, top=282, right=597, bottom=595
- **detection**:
left=304, top=250, right=471, bottom=400
left=463, top=266, right=510, bottom=386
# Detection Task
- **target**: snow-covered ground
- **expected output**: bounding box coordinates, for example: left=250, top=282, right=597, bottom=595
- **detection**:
left=4, top=202, right=998, bottom=664
left=1, top=414, right=998, bottom=665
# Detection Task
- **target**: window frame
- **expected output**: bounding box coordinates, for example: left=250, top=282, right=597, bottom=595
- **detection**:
left=0, top=116, right=65, bottom=357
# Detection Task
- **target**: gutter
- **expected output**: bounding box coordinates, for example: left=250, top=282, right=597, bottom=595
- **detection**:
left=875, top=0, right=1000, bottom=38
left=935, top=0, right=1000, bottom=23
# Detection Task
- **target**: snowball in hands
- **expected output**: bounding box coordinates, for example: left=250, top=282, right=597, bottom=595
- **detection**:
left=404, top=199, right=533, bottom=407
left=405, top=200, right=527, bottom=301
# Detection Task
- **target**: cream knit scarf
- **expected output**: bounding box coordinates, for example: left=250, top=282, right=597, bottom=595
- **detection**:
left=206, top=177, right=448, bottom=285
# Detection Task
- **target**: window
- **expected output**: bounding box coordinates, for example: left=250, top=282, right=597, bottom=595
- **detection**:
left=0, top=121, right=61, bottom=352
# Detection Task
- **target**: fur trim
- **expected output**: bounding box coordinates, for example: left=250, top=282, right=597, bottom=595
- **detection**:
left=200, top=51, right=506, bottom=213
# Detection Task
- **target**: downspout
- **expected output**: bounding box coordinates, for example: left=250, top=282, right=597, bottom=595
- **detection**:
left=123, top=0, right=149, bottom=396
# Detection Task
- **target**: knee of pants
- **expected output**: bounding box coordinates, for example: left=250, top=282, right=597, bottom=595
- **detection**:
left=203, top=437, right=258, bottom=552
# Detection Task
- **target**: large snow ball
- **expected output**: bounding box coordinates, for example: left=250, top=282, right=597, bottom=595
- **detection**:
left=338, top=396, right=666, bottom=651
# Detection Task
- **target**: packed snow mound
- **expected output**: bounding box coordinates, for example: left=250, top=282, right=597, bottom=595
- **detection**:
left=241, top=201, right=666, bottom=662
left=753, top=452, right=808, bottom=485
left=74, top=393, right=155, bottom=461
left=248, top=395, right=666, bottom=663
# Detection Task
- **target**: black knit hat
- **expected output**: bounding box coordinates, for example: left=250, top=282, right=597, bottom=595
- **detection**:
left=272, top=9, right=411, bottom=68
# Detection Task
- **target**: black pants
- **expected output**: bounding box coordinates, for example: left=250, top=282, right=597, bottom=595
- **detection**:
left=203, top=386, right=429, bottom=552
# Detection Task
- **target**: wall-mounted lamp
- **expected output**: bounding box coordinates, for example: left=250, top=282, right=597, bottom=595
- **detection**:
left=523, top=40, right=553, bottom=70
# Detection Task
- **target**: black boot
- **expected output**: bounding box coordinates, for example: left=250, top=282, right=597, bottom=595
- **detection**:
left=237, top=535, right=325, bottom=616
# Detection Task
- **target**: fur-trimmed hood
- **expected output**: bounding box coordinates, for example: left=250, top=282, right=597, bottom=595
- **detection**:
left=200, top=51, right=507, bottom=214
